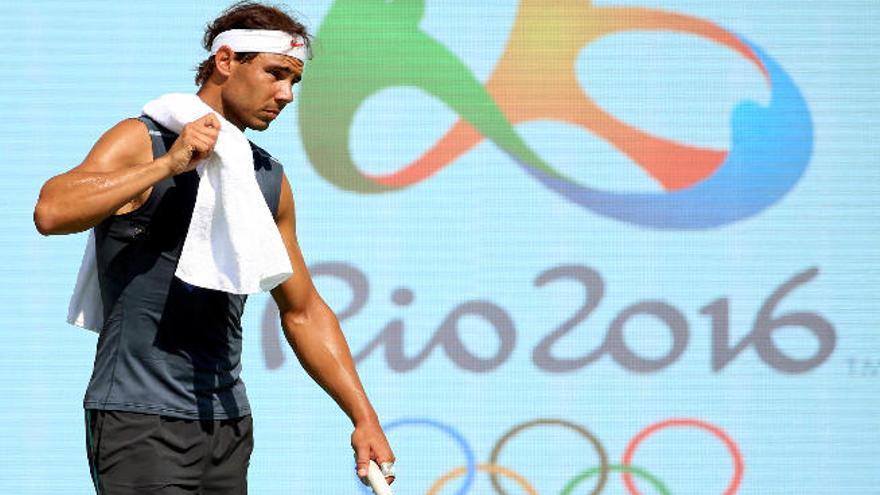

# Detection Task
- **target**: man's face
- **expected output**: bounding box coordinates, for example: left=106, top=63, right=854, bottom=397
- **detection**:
left=221, top=52, right=304, bottom=131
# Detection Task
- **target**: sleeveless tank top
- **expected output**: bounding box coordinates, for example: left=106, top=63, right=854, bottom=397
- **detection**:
left=83, top=115, right=284, bottom=419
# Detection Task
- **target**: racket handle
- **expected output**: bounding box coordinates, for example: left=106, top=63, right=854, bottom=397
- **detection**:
left=366, top=460, right=393, bottom=495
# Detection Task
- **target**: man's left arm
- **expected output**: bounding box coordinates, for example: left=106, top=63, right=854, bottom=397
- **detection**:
left=270, top=175, right=395, bottom=482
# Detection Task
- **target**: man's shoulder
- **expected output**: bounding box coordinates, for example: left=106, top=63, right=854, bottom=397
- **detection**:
left=248, top=141, right=285, bottom=170
left=136, top=114, right=177, bottom=138
left=81, top=118, right=154, bottom=172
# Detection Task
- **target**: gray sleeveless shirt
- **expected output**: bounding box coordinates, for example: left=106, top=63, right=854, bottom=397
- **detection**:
left=83, top=115, right=284, bottom=419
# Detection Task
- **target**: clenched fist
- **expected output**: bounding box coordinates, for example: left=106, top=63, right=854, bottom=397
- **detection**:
left=162, top=113, right=221, bottom=176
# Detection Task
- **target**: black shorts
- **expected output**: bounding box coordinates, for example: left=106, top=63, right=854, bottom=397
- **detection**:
left=84, top=409, right=253, bottom=494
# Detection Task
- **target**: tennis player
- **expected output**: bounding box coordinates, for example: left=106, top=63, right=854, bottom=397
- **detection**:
left=33, top=2, right=395, bottom=493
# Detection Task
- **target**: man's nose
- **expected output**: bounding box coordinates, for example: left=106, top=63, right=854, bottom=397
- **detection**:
left=276, top=82, right=294, bottom=104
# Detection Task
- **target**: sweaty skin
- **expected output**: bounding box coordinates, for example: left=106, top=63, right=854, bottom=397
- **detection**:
left=33, top=45, right=395, bottom=483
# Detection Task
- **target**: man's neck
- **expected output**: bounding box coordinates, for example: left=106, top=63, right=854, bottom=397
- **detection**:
left=196, top=85, right=246, bottom=131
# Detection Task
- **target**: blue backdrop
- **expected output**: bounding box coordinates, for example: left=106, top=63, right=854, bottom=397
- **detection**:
left=3, top=1, right=878, bottom=493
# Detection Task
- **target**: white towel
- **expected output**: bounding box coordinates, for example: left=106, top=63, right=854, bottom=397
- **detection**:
left=68, top=93, right=293, bottom=331
left=67, top=231, right=103, bottom=331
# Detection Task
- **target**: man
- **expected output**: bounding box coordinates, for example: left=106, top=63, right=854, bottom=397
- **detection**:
left=33, top=2, right=395, bottom=493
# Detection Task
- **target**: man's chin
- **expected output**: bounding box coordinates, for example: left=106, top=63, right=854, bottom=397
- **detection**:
left=248, top=119, right=271, bottom=131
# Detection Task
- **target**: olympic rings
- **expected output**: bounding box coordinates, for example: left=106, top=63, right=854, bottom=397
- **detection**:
left=561, top=465, right=671, bottom=495
left=427, top=463, right=539, bottom=495
left=489, top=419, right=609, bottom=495
left=366, top=417, right=742, bottom=494
left=621, top=418, right=744, bottom=495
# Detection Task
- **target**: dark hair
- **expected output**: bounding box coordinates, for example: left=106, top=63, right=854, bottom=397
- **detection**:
left=194, top=1, right=311, bottom=86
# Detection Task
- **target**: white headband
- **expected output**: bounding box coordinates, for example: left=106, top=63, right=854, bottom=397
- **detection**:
left=210, top=29, right=309, bottom=63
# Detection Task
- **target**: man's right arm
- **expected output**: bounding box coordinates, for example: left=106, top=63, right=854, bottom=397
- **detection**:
left=34, top=114, right=220, bottom=235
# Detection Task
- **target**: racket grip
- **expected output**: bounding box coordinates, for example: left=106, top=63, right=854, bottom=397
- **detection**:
left=366, top=460, right=393, bottom=495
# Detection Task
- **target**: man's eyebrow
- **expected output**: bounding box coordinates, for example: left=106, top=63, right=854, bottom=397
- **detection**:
left=267, top=64, right=302, bottom=82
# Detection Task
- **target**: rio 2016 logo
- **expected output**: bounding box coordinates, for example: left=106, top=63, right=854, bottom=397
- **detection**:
left=299, top=0, right=812, bottom=229
left=355, top=417, right=744, bottom=494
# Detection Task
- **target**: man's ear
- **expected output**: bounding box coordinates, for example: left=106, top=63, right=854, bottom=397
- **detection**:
left=213, top=45, right=236, bottom=78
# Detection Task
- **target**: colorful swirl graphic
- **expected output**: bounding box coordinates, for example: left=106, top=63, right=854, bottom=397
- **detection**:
left=359, top=417, right=743, bottom=494
left=300, top=0, right=812, bottom=229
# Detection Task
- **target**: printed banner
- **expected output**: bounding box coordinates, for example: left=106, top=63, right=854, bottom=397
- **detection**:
left=4, top=1, right=878, bottom=493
